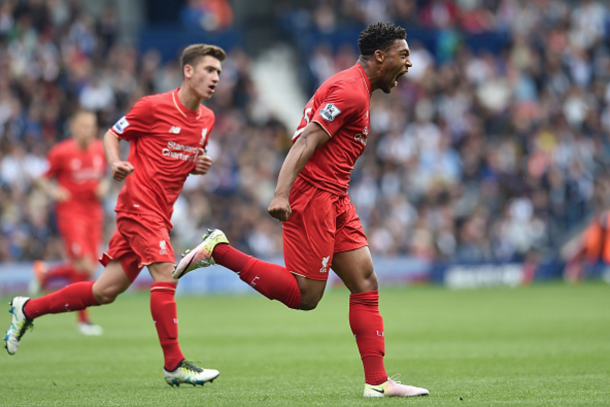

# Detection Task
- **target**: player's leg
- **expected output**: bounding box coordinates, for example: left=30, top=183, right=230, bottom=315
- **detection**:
left=148, top=262, right=220, bottom=386
left=4, top=260, right=131, bottom=355
left=71, top=219, right=103, bottom=334
left=174, top=231, right=304, bottom=309
left=29, top=261, right=79, bottom=294
left=332, top=247, right=428, bottom=397
left=174, top=179, right=333, bottom=310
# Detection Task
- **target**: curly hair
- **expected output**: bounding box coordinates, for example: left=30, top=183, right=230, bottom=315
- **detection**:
left=358, top=22, right=407, bottom=57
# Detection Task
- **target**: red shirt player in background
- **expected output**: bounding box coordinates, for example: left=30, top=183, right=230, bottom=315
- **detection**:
left=6, top=44, right=225, bottom=387
left=31, top=110, right=108, bottom=336
left=174, top=23, right=429, bottom=397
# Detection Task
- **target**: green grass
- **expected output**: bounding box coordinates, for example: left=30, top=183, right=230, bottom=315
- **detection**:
left=1, top=282, right=609, bottom=406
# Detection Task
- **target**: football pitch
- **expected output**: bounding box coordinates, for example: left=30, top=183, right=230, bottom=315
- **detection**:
left=1, top=282, right=609, bottom=406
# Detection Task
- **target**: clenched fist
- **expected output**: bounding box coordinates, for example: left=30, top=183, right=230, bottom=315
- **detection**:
left=268, top=196, right=292, bottom=222
left=110, top=161, right=134, bottom=182
left=191, top=148, right=213, bottom=175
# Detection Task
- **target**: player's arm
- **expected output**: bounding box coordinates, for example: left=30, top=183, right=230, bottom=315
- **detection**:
left=103, top=130, right=134, bottom=182
left=268, top=122, right=329, bottom=222
left=34, top=176, right=70, bottom=202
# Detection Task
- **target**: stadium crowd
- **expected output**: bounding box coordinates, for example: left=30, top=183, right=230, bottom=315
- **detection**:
left=1, top=0, right=610, bottom=264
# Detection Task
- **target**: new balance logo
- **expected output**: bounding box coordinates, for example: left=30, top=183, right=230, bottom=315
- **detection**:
left=169, top=126, right=181, bottom=134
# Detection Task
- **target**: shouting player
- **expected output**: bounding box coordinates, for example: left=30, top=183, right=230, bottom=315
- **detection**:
left=174, top=23, right=429, bottom=397
left=31, top=110, right=107, bottom=336
left=5, top=44, right=225, bottom=387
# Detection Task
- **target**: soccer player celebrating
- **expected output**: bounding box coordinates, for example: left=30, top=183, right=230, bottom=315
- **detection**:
left=174, top=23, right=430, bottom=397
left=5, top=44, right=225, bottom=387
left=31, top=110, right=107, bottom=336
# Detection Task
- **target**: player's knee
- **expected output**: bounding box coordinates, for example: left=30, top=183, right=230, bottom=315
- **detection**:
left=93, top=285, right=120, bottom=304
left=299, top=298, right=320, bottom=311
left=299, top=291, right=323, bottom=311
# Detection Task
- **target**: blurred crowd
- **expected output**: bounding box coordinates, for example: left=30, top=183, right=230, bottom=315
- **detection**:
left=1, top=0, right=610, bottom=264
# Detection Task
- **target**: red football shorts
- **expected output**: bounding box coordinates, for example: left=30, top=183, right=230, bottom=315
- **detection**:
left=100, top=212, right=176, bottom=282
left=56, top=212, right=102, bottom=261
left=282, top=177, right=368, bottom=281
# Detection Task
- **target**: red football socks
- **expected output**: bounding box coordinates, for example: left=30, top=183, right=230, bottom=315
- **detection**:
left=213, top=244, right=302, bottom=310
left=150, top=282, right=185, bottom=371
left=212, top=243, right=251, bottom=272
left=349, top=290, right=388, bottom=385
left=23, top=281, right=99, bottom=319
left=41, top=263, right=79, bottom=287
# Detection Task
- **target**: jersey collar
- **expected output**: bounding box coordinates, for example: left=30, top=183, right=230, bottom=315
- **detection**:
left=172, top=88, right=203, bottom=119
left=355, top=63, right=372, bottom=97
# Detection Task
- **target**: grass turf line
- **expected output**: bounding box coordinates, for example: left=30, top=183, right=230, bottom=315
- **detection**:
left=1, top=282, right=609, bottom=406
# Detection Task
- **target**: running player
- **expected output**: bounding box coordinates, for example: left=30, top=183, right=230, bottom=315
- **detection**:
left=31, top=110, right=107, bottom=336
left=5, top=44, right=225, bottom=387
left=174, top=23, right=429, bottom=397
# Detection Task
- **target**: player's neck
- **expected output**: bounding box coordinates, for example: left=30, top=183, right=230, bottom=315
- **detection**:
left=177, top=86, right=203, bottom=111
left=75, top=139, right=89, bottom=150
left=357, top=58, right=379, bottom=92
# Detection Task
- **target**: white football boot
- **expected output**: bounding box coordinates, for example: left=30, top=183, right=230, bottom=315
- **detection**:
left=363, top=374, right=429, bottom=398
left=77, top=322, right=103, bottom=336
left=4, top=297, right=33, bottom=355
left=163, top=359, right=220, bottom=387
left=173, top=229, right=229, bottom=279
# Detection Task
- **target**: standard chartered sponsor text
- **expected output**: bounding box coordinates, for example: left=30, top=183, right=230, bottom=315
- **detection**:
left=162, top=141, right=198, bottom=161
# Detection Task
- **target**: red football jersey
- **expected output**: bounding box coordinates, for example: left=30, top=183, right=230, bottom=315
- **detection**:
left=109, top=88, right=214, bottom=228
left=44, top=138, right=106, bottom=218
left=292, top=63, right=371, bottom=196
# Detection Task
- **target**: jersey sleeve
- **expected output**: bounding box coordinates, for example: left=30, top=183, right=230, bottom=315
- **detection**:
left=110, top=97, right=153, bottom=141
left=311, top=82, right=360, bottom=137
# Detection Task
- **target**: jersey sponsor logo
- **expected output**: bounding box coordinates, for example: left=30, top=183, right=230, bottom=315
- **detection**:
left=162, top=141, right=199, bottom=162
left=169, top=126, right=181, bottom=134
left=320, top=103, right=341, bottom=122
left=159, top=240, right=167, bottom=255
left=112, top=116, right=130, bottom=134
left=319, top=256, right=330, bottom=273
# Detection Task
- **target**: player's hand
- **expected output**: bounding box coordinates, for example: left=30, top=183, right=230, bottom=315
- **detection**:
left=268, top=196, right=292, bottom=222
left=53, top=186, right=70, bottom=202
left=110, top=161, right=134, bottom=182
left=191, top=149, right=212, bottom=175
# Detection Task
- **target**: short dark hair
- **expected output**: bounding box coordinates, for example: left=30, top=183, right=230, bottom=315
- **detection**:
left=180, top=44, right=227, bottom=73
left=358, top=22, right=407, bottom=57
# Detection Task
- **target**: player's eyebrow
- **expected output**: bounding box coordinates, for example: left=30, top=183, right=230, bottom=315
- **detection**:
left=205, top=65, right=222, bottom=75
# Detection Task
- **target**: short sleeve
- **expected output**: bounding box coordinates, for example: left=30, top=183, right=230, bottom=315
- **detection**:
left=311, top=82, right=360, bottom=137
left=110, top=97, right=153, bottom=141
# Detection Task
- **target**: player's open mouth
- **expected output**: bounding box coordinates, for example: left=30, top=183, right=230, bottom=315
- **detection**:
left=394, top=71, right=407, bottom=86
left=208, top=85, right=216, bottom=93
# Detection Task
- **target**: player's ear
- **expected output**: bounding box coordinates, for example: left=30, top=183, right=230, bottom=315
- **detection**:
left=374, top=49, right=385, bottom=64
left=183, top=64, right=193, bottom=79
